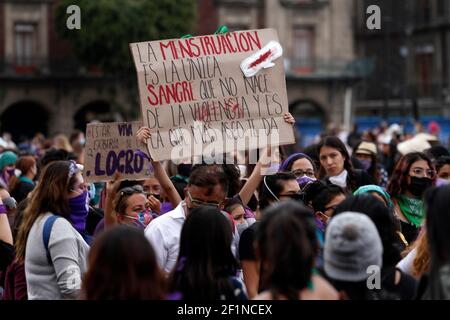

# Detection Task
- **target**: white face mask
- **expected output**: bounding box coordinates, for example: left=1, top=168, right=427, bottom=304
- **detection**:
left=329, top=169, right=348, bottom=188
left=236, top=220, right=250, bottom=236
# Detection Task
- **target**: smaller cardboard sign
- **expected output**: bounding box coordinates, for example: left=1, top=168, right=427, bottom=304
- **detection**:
left=84, top=121, right=153, bottom=182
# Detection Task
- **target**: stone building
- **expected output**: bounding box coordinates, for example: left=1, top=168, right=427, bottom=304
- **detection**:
left=0, top=0, right=130, bottom=141
left=208, top=0, right=370, bottom=144
left=354, top=0, right=450, bottom=119
left=1, top=0, right=368, bottom=145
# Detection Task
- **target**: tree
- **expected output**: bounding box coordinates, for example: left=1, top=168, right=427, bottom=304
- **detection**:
left=55, top=0, right=197, bottom=76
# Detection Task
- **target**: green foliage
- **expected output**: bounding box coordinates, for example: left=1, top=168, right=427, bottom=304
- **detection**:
left=55, top=0, right=197, bottom=75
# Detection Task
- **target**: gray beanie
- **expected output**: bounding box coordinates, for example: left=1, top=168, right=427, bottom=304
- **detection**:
left=324, top=211, right=383, bottom=282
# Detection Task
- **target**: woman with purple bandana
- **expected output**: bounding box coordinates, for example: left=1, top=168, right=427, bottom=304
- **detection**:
left=15, top=160, right=90, bottom=299
left=279, top=153, right=317, bottom=190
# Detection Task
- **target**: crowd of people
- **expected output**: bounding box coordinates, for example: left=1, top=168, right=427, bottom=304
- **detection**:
left=1, top=117, right=450, bottom=300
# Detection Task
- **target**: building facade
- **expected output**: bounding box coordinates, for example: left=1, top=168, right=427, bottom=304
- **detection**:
left=354, top=0, right=450, bottom=121
left=212, top=0, right=371, bottom=144
left=1, top=0, right=372, bottom=144
left=0, top=0, right=130, bottom=141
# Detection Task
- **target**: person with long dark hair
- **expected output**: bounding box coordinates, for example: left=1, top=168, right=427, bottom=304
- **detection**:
left=434, top=156, right=450, bottom=186
left=301, top=181, right=347, bottom=269
left=168, top=206, right=247, bottom=301
left=317, top=136, right=374, bottom=192
left=9, top=155, right=37, bottom=203
left=82, top=225, right=166, bottom=299
left=334, top=194, right=417, bottom=299
left=353, top=141, right=388, bottom=188
left=387, top=152, right=435, bottom=244
left=422, top=185, right=450, bottom=299
left=239, top=172, right=301, bottom=298
left=254, top=201, right=338, bottom=300
left=15, top=160, right=90, bottom=299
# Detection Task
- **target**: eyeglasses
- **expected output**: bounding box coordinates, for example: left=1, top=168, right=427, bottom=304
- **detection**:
left=291, top=169, right=315, bottom=178
left=409, top=167, right=436, bottom=179
left=278, top=192, right=304, bottom=201
left=186, top=189, right=221, bottom=208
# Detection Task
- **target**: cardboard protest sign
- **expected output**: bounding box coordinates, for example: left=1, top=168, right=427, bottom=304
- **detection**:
left=130, top=28, right=294, bottom=162
left=84, top=121, right=153, bottom=182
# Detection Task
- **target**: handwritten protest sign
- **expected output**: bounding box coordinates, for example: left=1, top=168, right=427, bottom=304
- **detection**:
left=130, top=28, right=294, bottom=163
left=84, top=121, right=153, bottom=182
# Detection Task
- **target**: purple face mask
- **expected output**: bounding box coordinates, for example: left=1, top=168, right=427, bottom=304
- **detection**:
left=436, top=178, right=450, bottom=187
left=6, top=168, right=15, bottom=177
left=69, top=191, right=89, bottom=233
left=297, top=175, right=316, bottom=189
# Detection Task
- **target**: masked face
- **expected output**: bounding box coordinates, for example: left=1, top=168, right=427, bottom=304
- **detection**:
left=68, top=190, right=90, bottom=233
left=359, top=159, right=372, bottom=171
left=296, top=175, right=316, bottom=190
left=5, top=165, right=15, bottom=177
left=132, top=217, right=147, bottom=230
left=407, top=176, right=433, bottom=197
left=236, top=219, right=250, bottom=236
left=436, top=178, right=450, bottom=187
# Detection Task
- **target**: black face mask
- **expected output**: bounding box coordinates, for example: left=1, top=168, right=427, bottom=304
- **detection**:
left=407, top=176, right=433, bottom=197
left=149, top=193, right=161, bottom=201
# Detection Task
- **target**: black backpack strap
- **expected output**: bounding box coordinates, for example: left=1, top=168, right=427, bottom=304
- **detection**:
left=42, top=215, right=60, bottom=264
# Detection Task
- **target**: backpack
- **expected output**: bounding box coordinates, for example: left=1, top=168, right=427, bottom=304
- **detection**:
left=43, top=215, right=92, bottom=261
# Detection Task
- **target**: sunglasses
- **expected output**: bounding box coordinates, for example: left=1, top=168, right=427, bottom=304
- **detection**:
left=187, top=189, right=222, bottom=208
left=116, top=185, right=145, bottom=204
left=278, top=192, right=304, bottom=202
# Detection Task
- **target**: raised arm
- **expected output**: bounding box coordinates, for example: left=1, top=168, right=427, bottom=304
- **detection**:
left=104, top=172, right=122, bottom=228
left=239, top=112, right=295, bottom=205
left=137, top=127, right=182, bottom=207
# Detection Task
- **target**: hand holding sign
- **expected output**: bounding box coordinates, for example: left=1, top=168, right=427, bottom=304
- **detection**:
left=283, top=112, right=295, bottom=126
